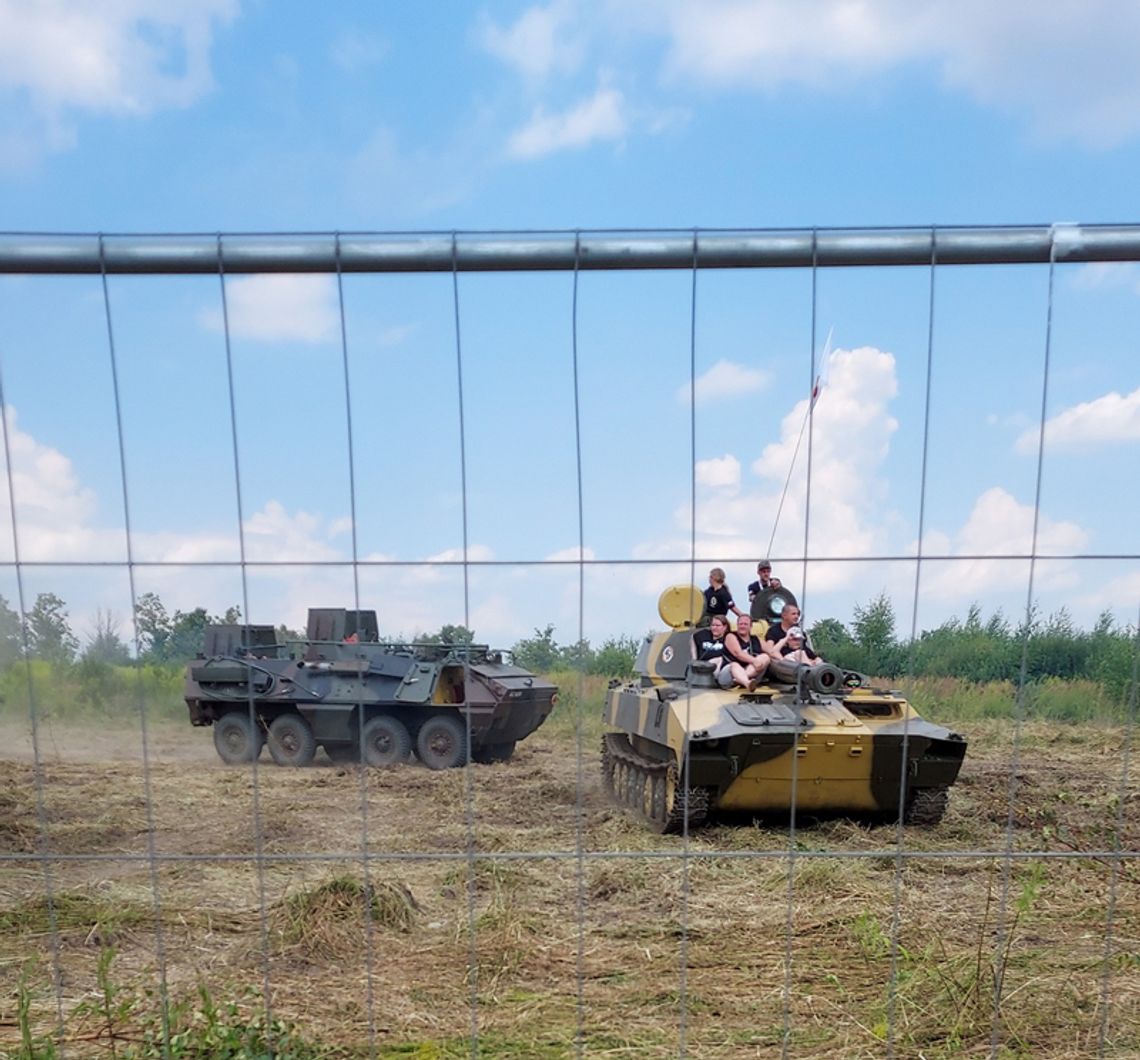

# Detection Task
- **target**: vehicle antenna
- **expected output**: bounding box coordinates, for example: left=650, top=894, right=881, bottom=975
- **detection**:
left=765, top=327, right=832, bottom=559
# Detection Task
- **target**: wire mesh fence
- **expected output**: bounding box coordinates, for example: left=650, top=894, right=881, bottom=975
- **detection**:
left=0, top=226, right=1137, bottom=1058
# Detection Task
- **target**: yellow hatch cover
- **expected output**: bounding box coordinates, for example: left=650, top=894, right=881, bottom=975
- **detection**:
left=658, top=584, right=704, bottom=629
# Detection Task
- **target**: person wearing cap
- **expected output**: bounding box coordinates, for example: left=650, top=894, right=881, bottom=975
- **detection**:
left=746, top=560, right=773, bottom=603
left=749, top=561, right=799, bottom=625
left=762, top=604, right=823, bottom=666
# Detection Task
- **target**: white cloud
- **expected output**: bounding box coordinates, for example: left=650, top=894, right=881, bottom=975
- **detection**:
left=201, top=275, right=339, bottom=343
left=678, top=358, right=771, bottom=406
left=506, top=85, right=627, bottom=159
left=1015, top=386, right=1140, bottom=454
left=0, top=0, right=236, bottom=165
left=917, top=486, right=1089, bottom=600
left=424, top=544, right=496, bottom=565
left=627, top=346, right=899, bottom=595
left=545, top=545, right=597, bottom=562
left=748, top=345, right=899, bottom=564
left=695, top=454, right=740, bottom=490
left=242, top=501, right=347, bottom=563
left=650, top=0, right=1140, bottom=145
left=1070, top=262, right=1140, bottom=292
left=476, top=0, right=585, bottom=81
left=489, top=0, right=1140, bottom=148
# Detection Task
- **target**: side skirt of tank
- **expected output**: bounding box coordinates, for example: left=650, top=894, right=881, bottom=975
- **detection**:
left=869, top=733, right=967, bottom=821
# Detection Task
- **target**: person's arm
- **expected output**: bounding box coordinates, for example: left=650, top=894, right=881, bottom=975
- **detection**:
left=763, top=629, right=789, bottom=658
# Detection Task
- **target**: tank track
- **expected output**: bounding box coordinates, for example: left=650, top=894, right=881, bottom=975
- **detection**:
left=903, top=785, right=949, bottom=826
left=602, top=733, right=710, bottom=834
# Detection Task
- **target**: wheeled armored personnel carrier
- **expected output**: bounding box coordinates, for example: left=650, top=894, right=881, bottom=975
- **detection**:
left=185, top=607, right=557, bottom=768
left=602, top=587, right=966, bottom=832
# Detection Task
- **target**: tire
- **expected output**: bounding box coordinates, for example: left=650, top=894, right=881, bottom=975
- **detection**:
left=471, top=740, right=516, bottom=765
left=416, top=714, right=468, bottom=770
left=361, top=715, right=412, bottom=768
left=266, top=713, right=317, bottom=767
left=213, top=712, right=264, bottom=765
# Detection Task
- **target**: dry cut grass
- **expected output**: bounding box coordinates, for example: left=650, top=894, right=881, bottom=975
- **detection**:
left=0, top=710, right=1136, bottom=1058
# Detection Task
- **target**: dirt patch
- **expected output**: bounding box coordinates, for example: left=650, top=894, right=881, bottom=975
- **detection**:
left=0, top=717, right=1137, bottom=1057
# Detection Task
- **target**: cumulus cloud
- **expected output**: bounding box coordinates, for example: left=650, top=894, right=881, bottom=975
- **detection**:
left=0, top=406, right=107, bottom=562
left=476, top=0, right=585, bottom=81
left=1015, top=386, right=1140, bottom=454
left=546, top=545, right=598, bottom=562
left=506, top=85, right=627, bottom=159
left=678, top=358, right=771, bottom=406
left=917, top=486, right=1089, bottom=600
left=748, top=345, right=899, bottom=561
left=0, top=0, right=236, bottom=165
left=487, top=0, right=1140, bottom=148
left=695, top=455, right=741, bottom=490
left=627, top=345, right=899, bottom=594
left=653, top=0, right=1140, bottom=145
left=201, top=275, right=339, bottom=343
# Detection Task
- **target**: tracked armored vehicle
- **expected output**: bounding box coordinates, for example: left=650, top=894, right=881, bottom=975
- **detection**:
left=602, top=587, right=966, bottom=832
left=186, top=608, right=556, bottom=769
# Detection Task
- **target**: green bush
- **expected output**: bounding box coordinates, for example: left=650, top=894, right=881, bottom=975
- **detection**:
left=0, top=659, right=184, bottom=724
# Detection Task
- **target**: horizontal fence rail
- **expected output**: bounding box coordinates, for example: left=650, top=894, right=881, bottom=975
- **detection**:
left=4, top=223, right=1140, bottom=274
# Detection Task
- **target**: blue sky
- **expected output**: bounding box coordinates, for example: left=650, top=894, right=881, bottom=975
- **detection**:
left=1, top=1, right=1138, bottom=650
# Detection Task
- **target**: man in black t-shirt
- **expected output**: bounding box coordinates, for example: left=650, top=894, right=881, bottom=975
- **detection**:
left=749, top=561, right=799, bottom=625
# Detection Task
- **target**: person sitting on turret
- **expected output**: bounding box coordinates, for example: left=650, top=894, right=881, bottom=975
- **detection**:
left=691, top=614, right=732, bottom=677
left=702, top=567, right=744, bottom=624
left=762, top=604, right=824, bottom=667
left=724, top=613, right=770, bottom=690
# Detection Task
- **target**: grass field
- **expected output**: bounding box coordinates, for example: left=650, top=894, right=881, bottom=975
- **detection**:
left=0, top=691, right=1137, bottom=1058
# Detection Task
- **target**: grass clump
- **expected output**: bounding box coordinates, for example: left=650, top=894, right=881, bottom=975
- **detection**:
left=271, top=874, right=420, bottom=956
left=0, top=890, right=152, bottom=944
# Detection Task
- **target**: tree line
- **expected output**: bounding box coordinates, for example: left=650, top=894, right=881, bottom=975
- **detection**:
left=0, top=590, right=1135, bottom=702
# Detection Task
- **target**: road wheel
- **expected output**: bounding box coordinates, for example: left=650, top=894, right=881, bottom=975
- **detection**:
left=266, top=713, right=317, bottom=767
left=416, top=714, right=468, bottom=770
left=213, top=712, right=263, bottom=764
left=361, top=716, right=412, bottom=768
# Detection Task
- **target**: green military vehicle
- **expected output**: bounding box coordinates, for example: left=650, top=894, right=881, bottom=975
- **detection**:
left=186, top=607, right=557, bottom=768
left=602, top=587, right=966, bottom=832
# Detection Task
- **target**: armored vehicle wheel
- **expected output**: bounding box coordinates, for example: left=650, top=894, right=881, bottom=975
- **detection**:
left=903, top=785, right=949, bottom=826
left=213, top=712, right=263, bottom=764
left=361, top=716, right=412, bottom=768
left=267, top=713, right=317, bottom=767
left=416, top=714, right=468, bottom=770
left=472, top=740, right=516, bottom=764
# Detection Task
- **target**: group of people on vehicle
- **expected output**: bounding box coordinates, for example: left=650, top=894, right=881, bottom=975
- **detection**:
left=695, top=563, right=824, bottom=690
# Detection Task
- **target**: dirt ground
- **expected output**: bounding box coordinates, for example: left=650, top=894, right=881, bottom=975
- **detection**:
left=0, top=714, right=1137, bottom=1058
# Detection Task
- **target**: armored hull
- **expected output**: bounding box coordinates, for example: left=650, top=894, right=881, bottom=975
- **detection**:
left=185, top=609, right=556, bottom=768
left=603, top=624, right=966, bottom=832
